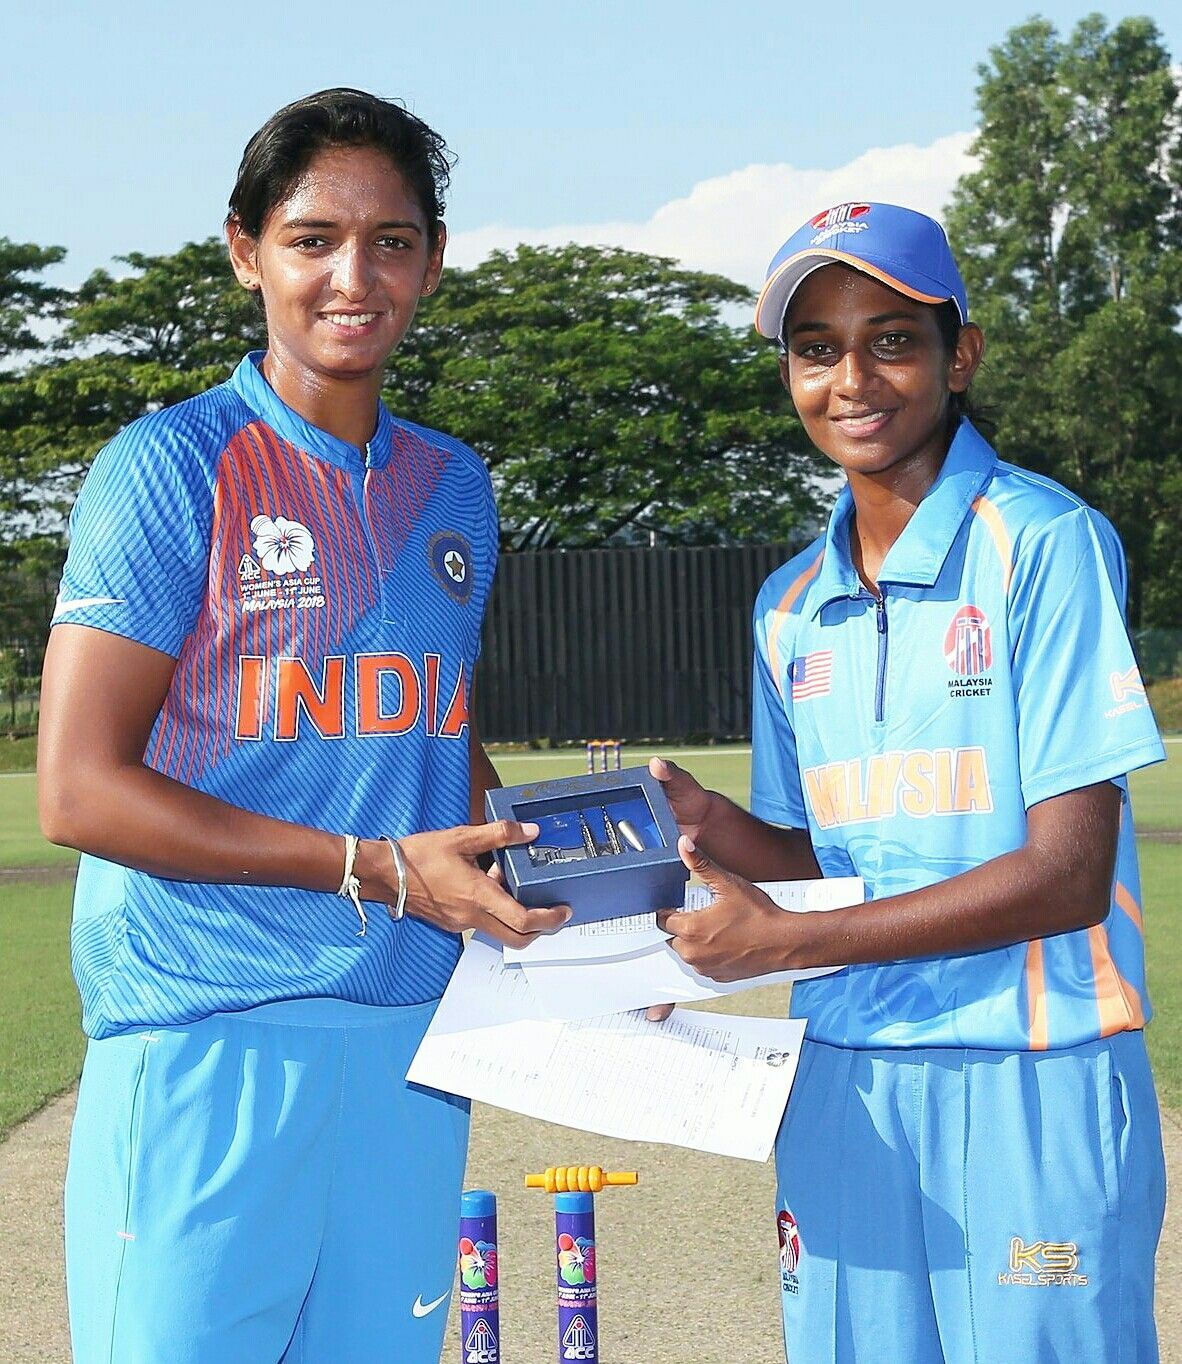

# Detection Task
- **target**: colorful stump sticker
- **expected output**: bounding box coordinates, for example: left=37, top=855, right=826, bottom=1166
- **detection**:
left=555, top=1191, right=598, bottom=1361
left=459, top=1190, right=500, bottom=1363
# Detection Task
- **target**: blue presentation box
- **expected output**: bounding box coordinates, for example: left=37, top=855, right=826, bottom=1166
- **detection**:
left=485, top=766, right=688, bottom=925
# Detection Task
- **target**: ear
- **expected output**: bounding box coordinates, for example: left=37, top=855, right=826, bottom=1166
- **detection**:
left=422, top=222, right=447, bottom=298
left=225, top=217, right=261, bottom=293
left=948, top=321, right=985, bottom=394
left=777, top=350, right=791, bottom=391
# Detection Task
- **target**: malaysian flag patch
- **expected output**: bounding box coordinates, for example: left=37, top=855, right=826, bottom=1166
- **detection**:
left=790, top=650, right=833, bottom=701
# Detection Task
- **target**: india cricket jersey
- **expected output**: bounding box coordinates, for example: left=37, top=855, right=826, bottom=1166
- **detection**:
left=751, top=419, right=1165, bottom=1050
left=54, top=353, right=497, bottom=1039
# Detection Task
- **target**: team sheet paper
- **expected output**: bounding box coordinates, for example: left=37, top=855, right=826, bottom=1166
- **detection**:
left=511, top=877, right=863, bottom=1019
left=407, top=935, right=806, bottom=1162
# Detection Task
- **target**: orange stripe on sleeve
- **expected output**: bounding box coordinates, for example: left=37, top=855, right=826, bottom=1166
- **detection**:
left=1025, top=938, right=1048, bottom=1050
left=765, top=551, right=824, bottom=698
left=969, top=494, right=1012, bottom=595
left=1087, top=924, right=1143, bottom=1035
left=1114, top=882, right=1144, bottom=933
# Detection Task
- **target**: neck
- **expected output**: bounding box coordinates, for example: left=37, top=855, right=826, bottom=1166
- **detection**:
left=846, top=429, right=950, bottom=590
left=261, top=348, right=384, bottom=451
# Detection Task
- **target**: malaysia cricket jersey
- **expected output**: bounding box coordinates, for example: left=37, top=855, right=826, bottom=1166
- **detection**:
left=54, top=354, right=497, bottom=1039
left=751, top=419, right=1165, bottom=1050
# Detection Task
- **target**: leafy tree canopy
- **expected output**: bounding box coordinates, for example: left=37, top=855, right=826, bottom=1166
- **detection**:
left=385, top=243, right=824, bottom=547
left=947, top=13, right=1181, bottom=625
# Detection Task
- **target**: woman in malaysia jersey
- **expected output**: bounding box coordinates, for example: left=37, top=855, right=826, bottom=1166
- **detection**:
left=38, top=88, right=567, bottom=1364
left=651, top=203, right=1166, bottom=1363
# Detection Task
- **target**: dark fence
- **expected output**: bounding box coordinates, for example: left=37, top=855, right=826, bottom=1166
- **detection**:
left=476, top=544, right=796, bottom=742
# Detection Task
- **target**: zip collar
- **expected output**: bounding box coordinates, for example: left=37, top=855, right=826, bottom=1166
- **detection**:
left=809, top=419, right=997, bottom=617
left=228, top=352, right=393, bottom=472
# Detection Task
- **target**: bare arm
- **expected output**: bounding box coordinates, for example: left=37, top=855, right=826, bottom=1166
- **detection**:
left=658, top=781, right=1121, bottom=981
left=38, top=624, right=566, bottom=946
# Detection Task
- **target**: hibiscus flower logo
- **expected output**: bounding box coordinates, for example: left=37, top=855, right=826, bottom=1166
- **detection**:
left=250, top=515, right=315, bottom=576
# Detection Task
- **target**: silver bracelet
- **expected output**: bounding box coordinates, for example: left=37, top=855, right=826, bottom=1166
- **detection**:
left=381, top=835, right=409, bottom=921
left=337, top=833, right=368, bottom=936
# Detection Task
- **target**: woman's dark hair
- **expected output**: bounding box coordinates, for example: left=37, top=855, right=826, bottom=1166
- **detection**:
left=227, top=88, right=453, bottom=244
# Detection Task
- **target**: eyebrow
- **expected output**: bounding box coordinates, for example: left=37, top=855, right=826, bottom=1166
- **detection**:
left=787, top=308, right=920, bottom=337
left=280, top=218, right=424, bottom=233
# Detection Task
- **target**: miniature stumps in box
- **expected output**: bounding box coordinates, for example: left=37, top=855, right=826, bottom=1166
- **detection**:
left=485, top=766, right=688, bottom=926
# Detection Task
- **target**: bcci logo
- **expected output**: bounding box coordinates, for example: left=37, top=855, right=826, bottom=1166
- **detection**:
left=810, top=202, right=871, bottom=244
left=429, top=530, right=474, bottom=605
left=464, top=1318, right=498, bottom=1363
left=777, top=1209, right=801, bottom=1295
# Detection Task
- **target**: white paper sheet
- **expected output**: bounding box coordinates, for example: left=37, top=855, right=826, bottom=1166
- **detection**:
left=518, top=877, right=864, bottom=1019
left=503, top=911, right=666, bottom=965
left=407, top=935, right=806, bottom=1162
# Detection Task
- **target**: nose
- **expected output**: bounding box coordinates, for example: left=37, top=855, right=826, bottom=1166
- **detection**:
left=330, top=241, right=374, bottom=302
left=832, top=347, right=873, bottom=400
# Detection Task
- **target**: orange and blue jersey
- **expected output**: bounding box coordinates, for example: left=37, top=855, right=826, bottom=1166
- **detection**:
left=750, top=418, right=1165, bottom=1051
left=53, top=353, right=497, bottom=1039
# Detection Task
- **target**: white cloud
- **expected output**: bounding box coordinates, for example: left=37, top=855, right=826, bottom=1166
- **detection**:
left=446, top=131, right=977, bottom=287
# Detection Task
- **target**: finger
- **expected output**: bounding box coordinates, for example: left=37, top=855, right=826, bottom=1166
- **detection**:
left=677, top=834, right=730, bottom=889
left=475, top=915, right=540, bottom=951
left=648, top=755, right=675, bottom=782
left=645, top=1003, right=675, bottom=1022
left=478, top=878, right=571, bottom=936
left=461, top=819, right=540, bottom=855
left=486, top=862, right=506, bottom=886
left=658, top=909, right=695, bottom=938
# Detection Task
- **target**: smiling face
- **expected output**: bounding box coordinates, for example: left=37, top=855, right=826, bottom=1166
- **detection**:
left=227, top=143, right=444, bottom=388
left=779, top=264, right=982, bottom=493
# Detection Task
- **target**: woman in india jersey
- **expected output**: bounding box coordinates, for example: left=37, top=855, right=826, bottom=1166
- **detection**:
left=38, top=88, right=567, bottom=1364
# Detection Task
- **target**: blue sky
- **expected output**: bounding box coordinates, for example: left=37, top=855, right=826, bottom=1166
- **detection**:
left=4, top=1, right=1178, bottom=287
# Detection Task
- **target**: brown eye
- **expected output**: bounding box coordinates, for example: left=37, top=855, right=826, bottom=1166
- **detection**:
left=874, top=332, right=911, bottom=353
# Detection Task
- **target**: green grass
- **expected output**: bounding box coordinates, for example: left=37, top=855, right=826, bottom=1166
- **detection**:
left=0, top=735, right=37, bottom=772
left=1145, top=842, right=1182, bottom=1110
left=1128, top=747, right=1180, bottom=833
left=0, top=879, right=84, bottom=1136
left=0, top=774, right=78, bottom=869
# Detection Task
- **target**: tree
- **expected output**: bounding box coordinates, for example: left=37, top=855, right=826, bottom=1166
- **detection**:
left=384, top=244, right=826, bottom=547
left=0, top=237, right=66, bottom=360
left=947, top=14, right=1182, bottom=627
left=1, top=238, right=264, bottom=537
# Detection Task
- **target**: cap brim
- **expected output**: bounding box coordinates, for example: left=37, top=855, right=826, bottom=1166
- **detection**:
left=754, top=249, right=962, bottom=339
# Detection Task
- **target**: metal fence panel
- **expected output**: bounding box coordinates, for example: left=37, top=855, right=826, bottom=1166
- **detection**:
left=476, top=545, right=795, bottom=742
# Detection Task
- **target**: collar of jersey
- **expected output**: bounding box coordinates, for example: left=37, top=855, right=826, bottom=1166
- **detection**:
left=809, top=419, right=997, bottom=616
left=228, top=352, right=393, bottom=472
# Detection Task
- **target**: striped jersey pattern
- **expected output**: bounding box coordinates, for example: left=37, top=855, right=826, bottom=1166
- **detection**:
left=54, top=354, right=497, bottom=1039
left=750, top=419, right=1165, bottom=1051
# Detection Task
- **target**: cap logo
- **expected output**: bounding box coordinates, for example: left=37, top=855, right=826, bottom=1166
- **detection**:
left=809, top=202, right=871, bottom=245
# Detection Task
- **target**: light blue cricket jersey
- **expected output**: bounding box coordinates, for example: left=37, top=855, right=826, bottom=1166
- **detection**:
left=53, top=354, right=498, bottom=1039
left=751, top=420, right=1165, bottom=1050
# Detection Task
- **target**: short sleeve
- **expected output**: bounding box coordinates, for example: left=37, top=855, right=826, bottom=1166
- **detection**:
left=749, top=608, right=809, bottom=827
left=52, top=412, right=214, bottom=657
left=1010, top=508, right=1164, bottom=808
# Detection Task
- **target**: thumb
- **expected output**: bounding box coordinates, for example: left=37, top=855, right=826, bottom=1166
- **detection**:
left=678, top=834, right=729, bottom=888
left=462, top=819, right=540, bottom=855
